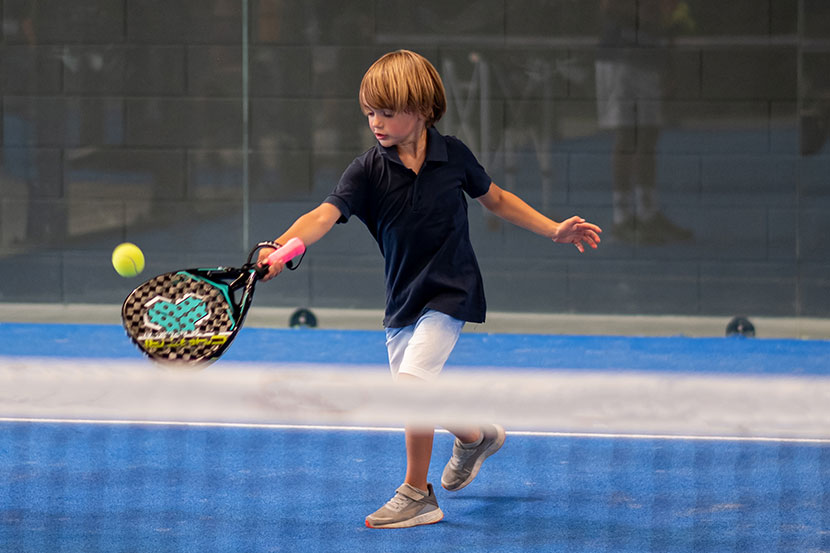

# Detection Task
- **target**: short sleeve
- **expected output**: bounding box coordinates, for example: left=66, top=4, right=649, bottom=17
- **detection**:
left=324, top=157, right=368, bottom=224
left=452, top=137, right=492, bottom=199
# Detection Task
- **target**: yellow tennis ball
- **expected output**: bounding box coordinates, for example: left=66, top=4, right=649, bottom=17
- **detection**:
left=112, top=242, right=145, bottom=278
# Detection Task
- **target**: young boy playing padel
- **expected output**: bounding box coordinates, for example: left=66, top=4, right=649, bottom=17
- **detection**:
left=258, top=49, right=602, bottom=529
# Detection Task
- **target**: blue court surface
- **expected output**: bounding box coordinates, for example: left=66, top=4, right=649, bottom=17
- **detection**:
left=2, top=322, right=830, bottom=552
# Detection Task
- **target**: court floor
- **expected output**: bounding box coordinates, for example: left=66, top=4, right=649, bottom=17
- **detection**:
left=2, top=322, right=829, bottom=552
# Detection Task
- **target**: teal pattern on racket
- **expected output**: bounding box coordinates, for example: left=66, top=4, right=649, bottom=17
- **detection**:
left=121, top=239, right=305, bottom=366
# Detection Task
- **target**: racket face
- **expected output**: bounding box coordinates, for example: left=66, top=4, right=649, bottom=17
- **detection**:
left=122, top=269, right=246, bottom=365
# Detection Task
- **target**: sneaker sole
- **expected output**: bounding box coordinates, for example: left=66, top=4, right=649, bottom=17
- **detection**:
left=441, top=424, right=506, bottom=491
left=365, top=508, right=444, bottom=529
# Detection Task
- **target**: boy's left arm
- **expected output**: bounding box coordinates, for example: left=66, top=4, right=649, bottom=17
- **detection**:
left=477, top=183, right=602, bottom=253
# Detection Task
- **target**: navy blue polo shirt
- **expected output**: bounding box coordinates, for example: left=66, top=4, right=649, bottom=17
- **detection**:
left=324, top=126, right=492, bottom=328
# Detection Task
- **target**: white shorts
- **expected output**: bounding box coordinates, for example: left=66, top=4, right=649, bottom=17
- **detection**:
left=385, top=309, right=465, bottom=382
left=595, top=60, right=663, bottom=129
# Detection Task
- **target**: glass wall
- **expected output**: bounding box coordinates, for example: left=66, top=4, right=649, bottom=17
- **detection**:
left=1, top=0, right=828, bottom=318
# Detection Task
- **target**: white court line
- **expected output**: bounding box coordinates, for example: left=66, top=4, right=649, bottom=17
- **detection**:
left=3, top=416, right=830, bottom=445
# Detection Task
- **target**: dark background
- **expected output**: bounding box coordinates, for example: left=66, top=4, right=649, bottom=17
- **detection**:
left=1, top=0, right=828, bottom=319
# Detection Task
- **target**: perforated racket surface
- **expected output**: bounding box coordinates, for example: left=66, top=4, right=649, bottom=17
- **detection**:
left=122, top=239, right=306, bottom=366
left=122, top=267, right=251, bottom=365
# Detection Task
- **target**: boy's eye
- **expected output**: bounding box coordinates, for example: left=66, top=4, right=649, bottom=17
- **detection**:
left=364, top=109, right=395, bottom=119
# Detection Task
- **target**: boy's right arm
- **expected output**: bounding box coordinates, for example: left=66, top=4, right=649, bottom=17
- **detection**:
left=257, top=202, right=342, bottom=281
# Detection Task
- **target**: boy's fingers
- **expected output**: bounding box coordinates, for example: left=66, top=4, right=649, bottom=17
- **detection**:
left=265, top=262, right=284, bottom=281
left=576, top=222, right=603, bottom=234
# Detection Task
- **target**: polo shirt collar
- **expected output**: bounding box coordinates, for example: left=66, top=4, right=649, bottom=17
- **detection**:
left=378, top=126, right=448, bottom=166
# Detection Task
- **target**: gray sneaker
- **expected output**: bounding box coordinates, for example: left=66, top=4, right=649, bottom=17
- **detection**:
left=441, top=424, right=506, bottom=491
left=365, top=483, right=443, bottom=529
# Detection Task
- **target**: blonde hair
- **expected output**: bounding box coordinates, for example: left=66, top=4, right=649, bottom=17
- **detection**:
left=359, top=50, right=447, bottom=126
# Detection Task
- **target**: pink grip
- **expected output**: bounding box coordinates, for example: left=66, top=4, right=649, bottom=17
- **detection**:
left=264, top=237, right=306, bottom=265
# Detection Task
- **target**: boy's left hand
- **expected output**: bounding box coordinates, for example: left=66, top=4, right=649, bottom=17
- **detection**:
left=553, top=216, right=603, bottom=253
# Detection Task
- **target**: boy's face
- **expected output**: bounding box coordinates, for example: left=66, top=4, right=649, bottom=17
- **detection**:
left=363, top=107, right=426, bottom=149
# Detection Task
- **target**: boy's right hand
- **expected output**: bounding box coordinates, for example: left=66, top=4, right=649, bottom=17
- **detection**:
left=256, top=247, right=285, bottom=282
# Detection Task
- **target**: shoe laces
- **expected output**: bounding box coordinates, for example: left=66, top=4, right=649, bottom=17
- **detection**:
left=385, top=492, right=412, bottom=512
left=450, top=442, right=479, bottom=468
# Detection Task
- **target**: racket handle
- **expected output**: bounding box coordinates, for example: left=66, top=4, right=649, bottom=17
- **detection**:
left=264, top=237, right=306, bottom=266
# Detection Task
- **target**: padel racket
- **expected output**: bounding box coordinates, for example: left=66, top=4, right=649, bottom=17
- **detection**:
left=121, top=238, right=305, bottom=366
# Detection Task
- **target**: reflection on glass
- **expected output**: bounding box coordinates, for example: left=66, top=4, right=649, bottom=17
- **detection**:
left=596, top=0, right=694, bottom=245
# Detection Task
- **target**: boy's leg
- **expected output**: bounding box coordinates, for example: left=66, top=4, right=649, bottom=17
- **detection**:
left=386, top=311, right=504, bottom=493
left=365, top=410, right=444, bottom=529
left=400, top=375, right=435, bottom=492
left=366, top=310, right=463, bottom=528
left=445, top=424, right=481, bottom=444
left=390, top=310, right=463, bottom=488
left=397, top=394, right=494, bottom=493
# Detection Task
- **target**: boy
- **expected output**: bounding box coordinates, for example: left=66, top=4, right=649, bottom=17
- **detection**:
left=258, top=49, right=602, bottom=528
